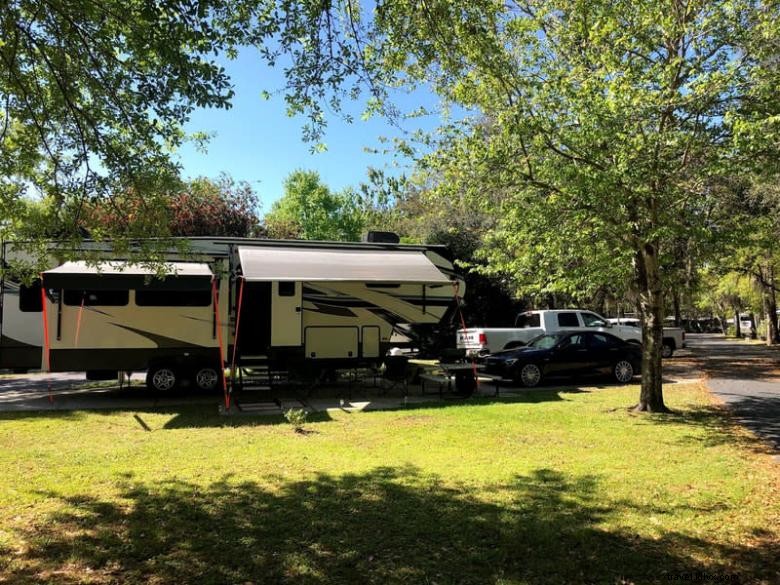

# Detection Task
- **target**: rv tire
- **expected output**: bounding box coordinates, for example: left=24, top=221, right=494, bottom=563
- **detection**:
left=146, top=365, right=178, bottom=392
left=193, top=366, right=221, bottom=391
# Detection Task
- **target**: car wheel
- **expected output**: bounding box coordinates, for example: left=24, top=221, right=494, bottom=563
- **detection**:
left=661, top=343, right=674, bottom=358
left=613, top=360, right=635, bottom=383
left=194, top=366, right=221, bottom=391
left=146, top=365, right=178, bottom=391
left=517, top=363, right=542, bottom=387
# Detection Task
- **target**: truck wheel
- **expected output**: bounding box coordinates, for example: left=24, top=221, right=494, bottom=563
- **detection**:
left=661, top=342, right=674, bottom=358
left=193, top=366, right=221, bottom=391
left=516, top=363, right=542, bottom=387
left=146, top=365, right=178, bottom=391
left=613, top=360, right=635, bottom=383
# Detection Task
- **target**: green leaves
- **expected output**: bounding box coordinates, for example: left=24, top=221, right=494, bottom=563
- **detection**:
left=264, top=170, right=365, bottom=241
left=1, top=0, right=264, bottom=244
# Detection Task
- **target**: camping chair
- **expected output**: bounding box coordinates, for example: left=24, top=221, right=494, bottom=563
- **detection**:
left=381, top=356, right=409, bottom=395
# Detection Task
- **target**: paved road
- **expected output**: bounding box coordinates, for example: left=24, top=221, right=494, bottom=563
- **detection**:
left=686, top=334, right=780, bottom=452
left=0, top=372, right=216, bottom=411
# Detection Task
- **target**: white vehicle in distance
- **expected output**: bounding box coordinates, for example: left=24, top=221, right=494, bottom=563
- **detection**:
left=607, top=317, right=685, bottom=358
left=456, top=309, right=642, bottom=357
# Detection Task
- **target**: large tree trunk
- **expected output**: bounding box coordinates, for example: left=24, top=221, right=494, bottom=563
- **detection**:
left=672, top=292, right=681, bottom=327
left=766, top=264, right=779, bottom=345
left=734, top=308, right=742, bottom=338
left=764, top=288, right=779, bottom=345
left=634, top=243, right=669, bottom=413
left=719, top=313, right=727, bottom=336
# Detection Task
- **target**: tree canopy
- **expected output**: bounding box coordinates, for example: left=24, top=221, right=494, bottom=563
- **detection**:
left=265, top=170, right=363, bottom=241
left=1, top=1, right=253, bottom=219
left=269, top=0, right=780, bottom=410
left=83, top=175, right=263, bottom=239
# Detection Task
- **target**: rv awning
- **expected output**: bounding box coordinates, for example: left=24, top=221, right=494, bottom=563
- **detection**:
left=237, top=246, right=451, bottom=284
left=42, top=261, right=213, bottom=291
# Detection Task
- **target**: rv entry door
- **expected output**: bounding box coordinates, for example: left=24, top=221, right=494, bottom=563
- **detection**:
left=271, top=281, right=302, bottom=347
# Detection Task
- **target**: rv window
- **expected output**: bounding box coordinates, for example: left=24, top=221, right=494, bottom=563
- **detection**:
left=135, top=289, right=212, bottom=307
left=19, top=281, right=43, bottom=312
left=63, top=290, right=129, bottom=306
left=366, top=283, right=401, bottom=289
left=278, top=281, right=296, bottom=297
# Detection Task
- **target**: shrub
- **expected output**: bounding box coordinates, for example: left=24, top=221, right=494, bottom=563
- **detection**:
left=284, top=408, right=308, bottom=432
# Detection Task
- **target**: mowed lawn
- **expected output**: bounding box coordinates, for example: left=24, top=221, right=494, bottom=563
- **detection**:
left=0, top=383, right=778, bottom=584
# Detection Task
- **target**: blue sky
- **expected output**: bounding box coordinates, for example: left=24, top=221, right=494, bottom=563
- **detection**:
left=175, top=49, right=449, bottom=213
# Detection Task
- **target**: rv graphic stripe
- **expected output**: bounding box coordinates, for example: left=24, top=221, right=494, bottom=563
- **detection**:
left=302, top=288, right=453, bottom=308
left=110, top=323, right=206, bottom=348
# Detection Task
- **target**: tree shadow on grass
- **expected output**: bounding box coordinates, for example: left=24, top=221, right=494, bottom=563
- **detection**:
left=5, top=467, right=777, bottom=584
left=634, top=400, right=779, bottom=456
left=158, top=387, right=589, bottom=429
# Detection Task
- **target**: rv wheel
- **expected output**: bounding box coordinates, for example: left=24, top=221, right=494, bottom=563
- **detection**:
left=146, top=365, right=178, bottom=392
left=194, top=367, right=220, bottom=391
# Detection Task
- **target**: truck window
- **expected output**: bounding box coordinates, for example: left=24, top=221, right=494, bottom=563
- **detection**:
left=515, top=313, right=541, bottom=328
left=581, top=312, right=607, bottom=327
left=557, top=312, right=579, bottom=327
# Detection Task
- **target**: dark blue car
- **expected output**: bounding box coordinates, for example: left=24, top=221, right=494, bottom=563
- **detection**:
left=483, top=331, right=642, bottom=387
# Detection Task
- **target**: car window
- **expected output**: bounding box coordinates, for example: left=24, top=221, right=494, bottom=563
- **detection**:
left=557, top=312, right=580, bottom=327
left=581, top=312, right=607, bottom=327
left=559, top=333, right=586, bottom=349
left=589, top=333, right=617, bottom=348
left=527, top=334, right=562, bottom=349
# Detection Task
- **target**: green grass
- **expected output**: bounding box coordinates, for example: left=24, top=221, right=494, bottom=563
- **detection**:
left=0, top=383, right=778, bottom=584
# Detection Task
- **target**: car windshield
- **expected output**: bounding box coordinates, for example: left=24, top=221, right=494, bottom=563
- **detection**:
left=527, top=334, right=565, bottom=349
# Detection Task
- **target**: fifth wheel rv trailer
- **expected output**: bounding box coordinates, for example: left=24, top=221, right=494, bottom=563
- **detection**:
left=0, top=237, right=464, bottom=391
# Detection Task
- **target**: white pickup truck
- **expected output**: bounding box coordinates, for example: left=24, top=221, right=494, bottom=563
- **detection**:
left=456, top=310, right=642, bottom=356
left=607, top=318, right=685, bottom=358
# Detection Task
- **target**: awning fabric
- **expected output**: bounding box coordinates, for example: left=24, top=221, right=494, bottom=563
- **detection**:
left=42, top=261, right=213, bottom=291
left=237, top=246, right=451, bottom=284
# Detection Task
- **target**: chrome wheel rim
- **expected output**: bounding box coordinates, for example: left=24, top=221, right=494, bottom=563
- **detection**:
left=195, top=368, right=219, bottom=390
left=614, top=361, right=634, bottom=383
left=152, top=368, right=176, bottom=391
left=520, top=364, right=541, bottom=387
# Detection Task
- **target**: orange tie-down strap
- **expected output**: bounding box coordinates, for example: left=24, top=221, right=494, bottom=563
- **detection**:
left=39, top=277, right=53, bottom=403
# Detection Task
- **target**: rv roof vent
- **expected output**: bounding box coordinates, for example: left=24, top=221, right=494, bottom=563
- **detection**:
left=362, top=231, right=400, bottom=244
